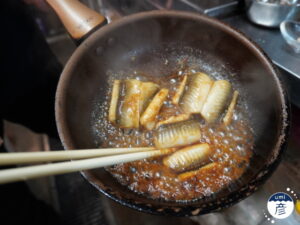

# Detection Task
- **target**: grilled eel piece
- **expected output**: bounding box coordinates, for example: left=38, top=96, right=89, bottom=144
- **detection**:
left=154, top=119, right=201, bottom=149
left=201, top=80, right=232, bottom=123
left=180, top=72, right=213, bottom=113
left=163, top=143, right=211, bottom=172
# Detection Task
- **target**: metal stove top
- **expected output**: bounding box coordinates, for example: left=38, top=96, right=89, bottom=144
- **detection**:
left=93, top=0, right=241, bottom=17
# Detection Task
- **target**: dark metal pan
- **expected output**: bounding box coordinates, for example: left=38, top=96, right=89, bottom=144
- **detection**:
left=47, top=0, right=290, bottom=216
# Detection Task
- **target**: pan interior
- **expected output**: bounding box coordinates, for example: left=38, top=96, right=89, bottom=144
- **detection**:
left=58, top=13, right=285, bottom=209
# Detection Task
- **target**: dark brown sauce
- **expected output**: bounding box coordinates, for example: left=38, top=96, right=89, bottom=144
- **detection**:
left=93, top=71, right=254, bottom=201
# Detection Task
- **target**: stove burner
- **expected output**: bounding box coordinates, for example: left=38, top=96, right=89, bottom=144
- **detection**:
left=107, top=0, right=241, bottom=18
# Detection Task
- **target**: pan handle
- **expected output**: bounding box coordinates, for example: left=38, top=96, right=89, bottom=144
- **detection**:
left=46, top=0, right=107, bottom=43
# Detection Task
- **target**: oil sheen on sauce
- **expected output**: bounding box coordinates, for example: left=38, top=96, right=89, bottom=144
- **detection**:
left=93, top=70, right=254, bottom=202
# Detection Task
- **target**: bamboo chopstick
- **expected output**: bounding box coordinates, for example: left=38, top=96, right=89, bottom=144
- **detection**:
left=0, top=149, right=170, bottom=185
left=0, top=147, right=155, bottom=165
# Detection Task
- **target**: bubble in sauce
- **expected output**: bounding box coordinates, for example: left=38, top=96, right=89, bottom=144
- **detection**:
left=91, top=62, right=254, bottom=201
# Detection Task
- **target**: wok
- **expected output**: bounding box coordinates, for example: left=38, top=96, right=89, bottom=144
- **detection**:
left=47, top=0, right=290, bottom=216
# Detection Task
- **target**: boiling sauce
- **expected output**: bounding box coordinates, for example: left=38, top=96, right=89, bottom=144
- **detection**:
left=93, top=71, right=254, bottom=201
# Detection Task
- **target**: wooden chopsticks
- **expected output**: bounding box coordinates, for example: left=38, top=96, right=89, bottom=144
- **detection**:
left=0, top=148, right=170, bottom=185
left=0, top=147, right=155, bottom=165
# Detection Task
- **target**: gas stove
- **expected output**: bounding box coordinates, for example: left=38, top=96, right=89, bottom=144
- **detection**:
left=41, top=1, right=300, bottom=224
left=105, top=0, right=241, bottom=17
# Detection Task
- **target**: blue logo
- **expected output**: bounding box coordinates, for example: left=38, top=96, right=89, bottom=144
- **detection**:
left=267, top=192, right=294, bottom=219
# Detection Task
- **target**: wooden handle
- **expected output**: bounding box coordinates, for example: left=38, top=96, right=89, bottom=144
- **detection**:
left=46, top=0, right=106, bottom=40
